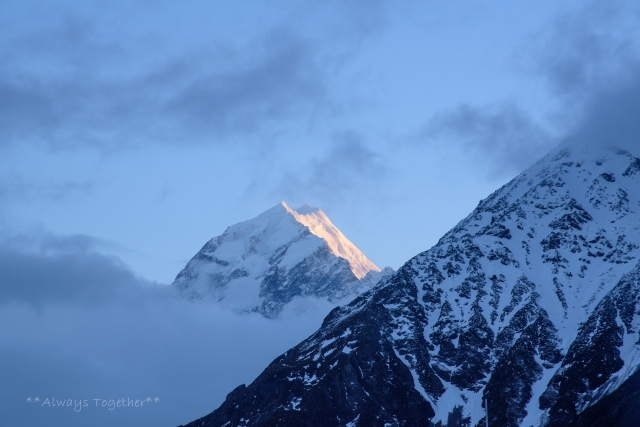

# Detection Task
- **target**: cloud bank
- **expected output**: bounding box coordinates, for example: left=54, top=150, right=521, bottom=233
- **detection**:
left=0, top=234, right=332, bottom=427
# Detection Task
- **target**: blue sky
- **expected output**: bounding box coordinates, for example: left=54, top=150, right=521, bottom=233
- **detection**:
left=2, top=1, right=640, bottom=426
left=4, top=0, right=627, bottom=282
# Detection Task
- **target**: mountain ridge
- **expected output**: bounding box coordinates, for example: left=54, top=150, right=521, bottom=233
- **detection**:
left=179, top=141, right=640, bottom=426
left=172, top=201, right=390, bottom=318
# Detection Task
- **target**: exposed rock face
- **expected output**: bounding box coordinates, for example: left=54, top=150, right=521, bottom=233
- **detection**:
left=179, top=143, right=640, bottom=427
left=173, top=202, right=390, bottom=318
left=181, top=267, right=441, bottom=427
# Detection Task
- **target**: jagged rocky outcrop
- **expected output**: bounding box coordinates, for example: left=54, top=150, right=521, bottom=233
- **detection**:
left=179, top=142, right=640, bottom=427
left=181, top=267, right=442, bottom=427
left=173, top=202, right=392, bottom=318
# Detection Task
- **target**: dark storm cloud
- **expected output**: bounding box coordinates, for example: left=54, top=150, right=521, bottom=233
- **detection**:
left=422, top=103, right=555, bottom=175
left=279, top=131, right=387, bottom=202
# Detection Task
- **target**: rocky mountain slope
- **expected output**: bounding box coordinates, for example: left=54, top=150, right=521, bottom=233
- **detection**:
left=179, top=142, right=640, bottom=427
left=173, top=202, right=391, bottom=318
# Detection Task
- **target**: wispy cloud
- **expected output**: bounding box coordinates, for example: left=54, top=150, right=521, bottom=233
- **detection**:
left=0, top=81, right=59, bottom=144
left=0, top=174, right=93, bottom=203
left=524, top=0, right=640, bottom=101
left=418, top=0, right=640, bottom=176
left=0, top=15, right=330, bottom=150
left=421, top=102, right=555, bottom=176
left=277, top=131, right=388, bottom=203
left=164, top=29, right=327, bottom=140
left=0, top=1, right=398, bottom=152
left=528, top=0, right=640, bottom=152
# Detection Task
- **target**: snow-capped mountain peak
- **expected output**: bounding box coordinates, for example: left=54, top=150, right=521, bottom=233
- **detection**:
left=280, top=201, right=380, bottom=279
left=172, top=202, right=389, bottom=317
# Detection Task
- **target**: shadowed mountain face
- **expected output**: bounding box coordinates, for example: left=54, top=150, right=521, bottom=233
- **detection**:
left=563, top=367, right=640, bottom=427
left=179, top=143, right=640, bottom=427
left=172, top=202, right=390, bottom=318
